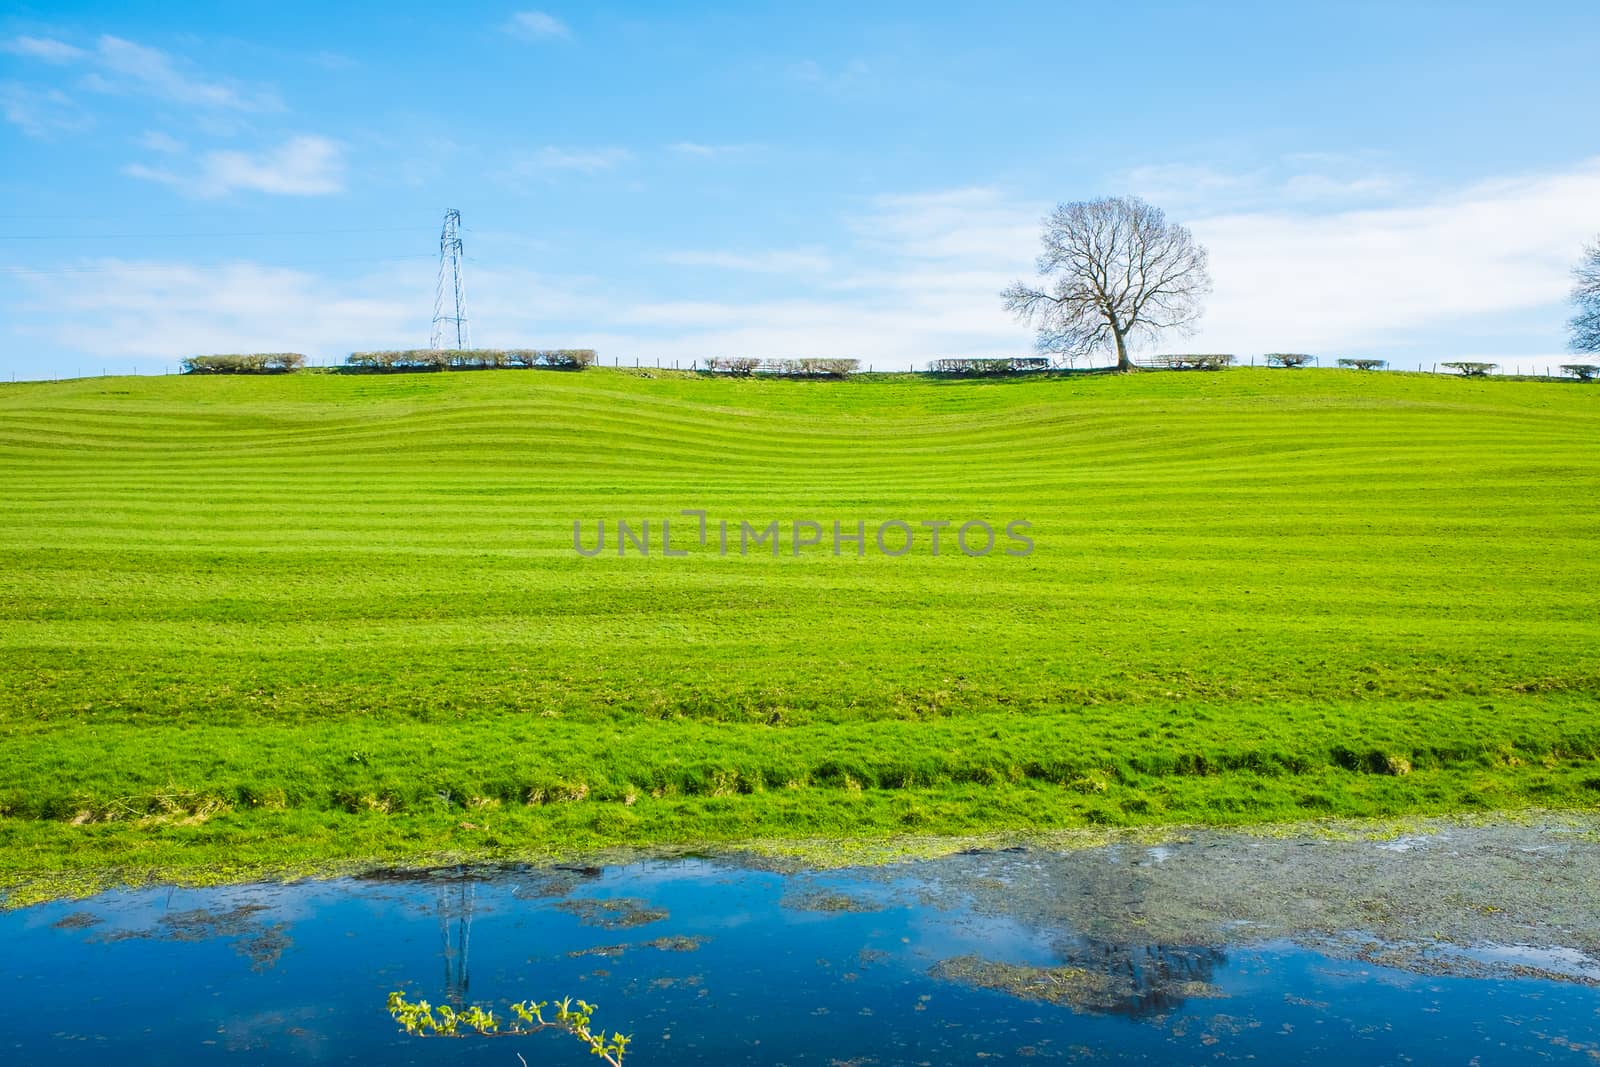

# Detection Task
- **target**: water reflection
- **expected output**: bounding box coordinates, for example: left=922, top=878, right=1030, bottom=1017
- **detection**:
left=81, top=899, right=294, bottom=972
left=435, top=881, right=474, bottom=1005
left=5, top=819, right=1600, bottom=1065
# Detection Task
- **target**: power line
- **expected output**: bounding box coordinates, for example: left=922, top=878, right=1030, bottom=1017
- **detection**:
left=0, top=226, right=429, bottom=240
left=0, top=254, right=437, bottom=275
left=0, top=210, right=361, bottom=219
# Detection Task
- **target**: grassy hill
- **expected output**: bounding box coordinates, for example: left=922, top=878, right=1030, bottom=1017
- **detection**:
left=2, top=366, right=1597, bottom=887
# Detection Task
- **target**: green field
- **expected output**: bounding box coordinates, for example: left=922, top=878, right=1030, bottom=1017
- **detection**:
left=2, top=366, right=1598, bottom=890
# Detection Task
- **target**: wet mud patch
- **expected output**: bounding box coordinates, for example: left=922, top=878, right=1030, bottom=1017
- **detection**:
left=883, top=816, right=1600, bottom=990
left=780, top=889, right=887, bottom=914
left=89, top=902, right=292, bottom=971
left=932, top=944, right=1230, bottom=1017
left=567, top=934, right=707, bottom=958
left=555, top=895, right=669, bottom=929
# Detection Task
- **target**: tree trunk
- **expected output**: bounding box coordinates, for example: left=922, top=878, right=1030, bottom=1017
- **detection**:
left=1113, top=328, right=1132, bottom=372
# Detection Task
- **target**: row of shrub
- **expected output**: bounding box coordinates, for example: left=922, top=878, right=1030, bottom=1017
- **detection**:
left=174, top=350, right=1592, bottom=380
left=1148, top=354, right=1236, bottom=370
left=702, top=357, right=860, bottom=378
left=181, top=353, right=306, bottom=374
left=927, top=357, right=1053, bottom=375
left=1301, top=358, right=1597, bottom=379
left=345, top=349, right=597, bottom=371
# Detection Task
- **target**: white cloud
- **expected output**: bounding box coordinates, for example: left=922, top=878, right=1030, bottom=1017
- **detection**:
left=2, top=35, right=86, bottom=62
left=7, top=258, right=620, bottom=369
left=13, top=160, right=1599, bottom=374
left=137, top=129, right=185, bottom=153
left=661, top=248, right=832, bottom=274
left=9, top=33, right=278, bottom=113
left=573, top=165, right=1600, bottom=367
left=506, top=11, right=571, bottom=40
left=669, top=141, right=751, bottom=158
left=1126, top=163, right=1258, bottom=206
left=1186, top=159, right=1600, bottom=354
left=514, top=145, right=632, bottom=175
left=87, top=34, right=280, bottom=110
left=310, top=51, right=357, bottom=71
left=1281, top=172, right=1400, bottom=202
left=124, top=135, right=345, bottom=197
left=851, top=186, right=1039, bottom=263
left=598, top=191, right=1038, bottom=363
left=13, top=260, right=418, bottom=361
left=1127, top=156, right=1409, bottom=213
left=0, top=82, right=92, bottom=136
left=786, top=58, right=872, bottom=95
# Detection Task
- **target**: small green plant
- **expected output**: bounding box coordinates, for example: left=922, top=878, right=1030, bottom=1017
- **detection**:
left=387, top=991, right=630, bottom=1065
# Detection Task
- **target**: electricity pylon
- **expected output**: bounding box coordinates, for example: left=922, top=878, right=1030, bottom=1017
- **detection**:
left=429, top=209, right=469, bottom=350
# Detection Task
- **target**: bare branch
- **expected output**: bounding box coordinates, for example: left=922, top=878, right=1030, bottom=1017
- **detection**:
left=1002, top=196, right=1211, bottom=371
left=1571, top=237, right=1600, bottom=354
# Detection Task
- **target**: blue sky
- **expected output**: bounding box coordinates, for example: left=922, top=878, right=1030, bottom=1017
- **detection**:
left=3, top=0, right=1599, bottom=379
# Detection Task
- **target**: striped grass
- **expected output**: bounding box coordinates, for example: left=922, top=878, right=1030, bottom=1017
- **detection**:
left=1, top=367, right=1597, bottom=886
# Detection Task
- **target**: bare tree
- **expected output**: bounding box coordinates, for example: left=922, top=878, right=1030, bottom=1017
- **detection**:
left=1572, top=238, right=1600, bottom=354
left=1003, top=197, right=1211, bottom=372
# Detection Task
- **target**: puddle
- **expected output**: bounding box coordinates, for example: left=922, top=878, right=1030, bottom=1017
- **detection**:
left=5, top=819, right=1600, bottom=1064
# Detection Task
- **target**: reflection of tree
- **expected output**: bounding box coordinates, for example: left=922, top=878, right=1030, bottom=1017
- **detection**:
left=930, top=846, right=1228, bottom=1017
left=1024, top=845, right=1226, bottom=1015
left=932, top=940, right=1225, bottom=1018
left=1056, top=939, right=1226, bottom=1017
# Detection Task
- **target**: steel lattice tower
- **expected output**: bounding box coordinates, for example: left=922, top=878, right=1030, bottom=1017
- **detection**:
left=429, top=209, right=470, bottom=350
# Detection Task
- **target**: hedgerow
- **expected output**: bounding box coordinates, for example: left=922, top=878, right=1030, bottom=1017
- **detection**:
left=768, top=358, right=859, bottom=378
left=927, top=357, right=1052, bottom=375
left=701, top=358, right=861, bottom=378
left=1442, top=361, right=1497, bottom=377
left=182, top=353, right=306, bottom=374
left=703, top=358, right=762, bottom=376
left=1150, top=354, right=1235, bottom=370
left=345, top=349, right=597, bottom=372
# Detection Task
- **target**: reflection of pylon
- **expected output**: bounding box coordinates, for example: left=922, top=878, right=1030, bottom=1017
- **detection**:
left=438, top=880, right=474, bottom=1004
left=429, top=209, right=469, bottom=350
